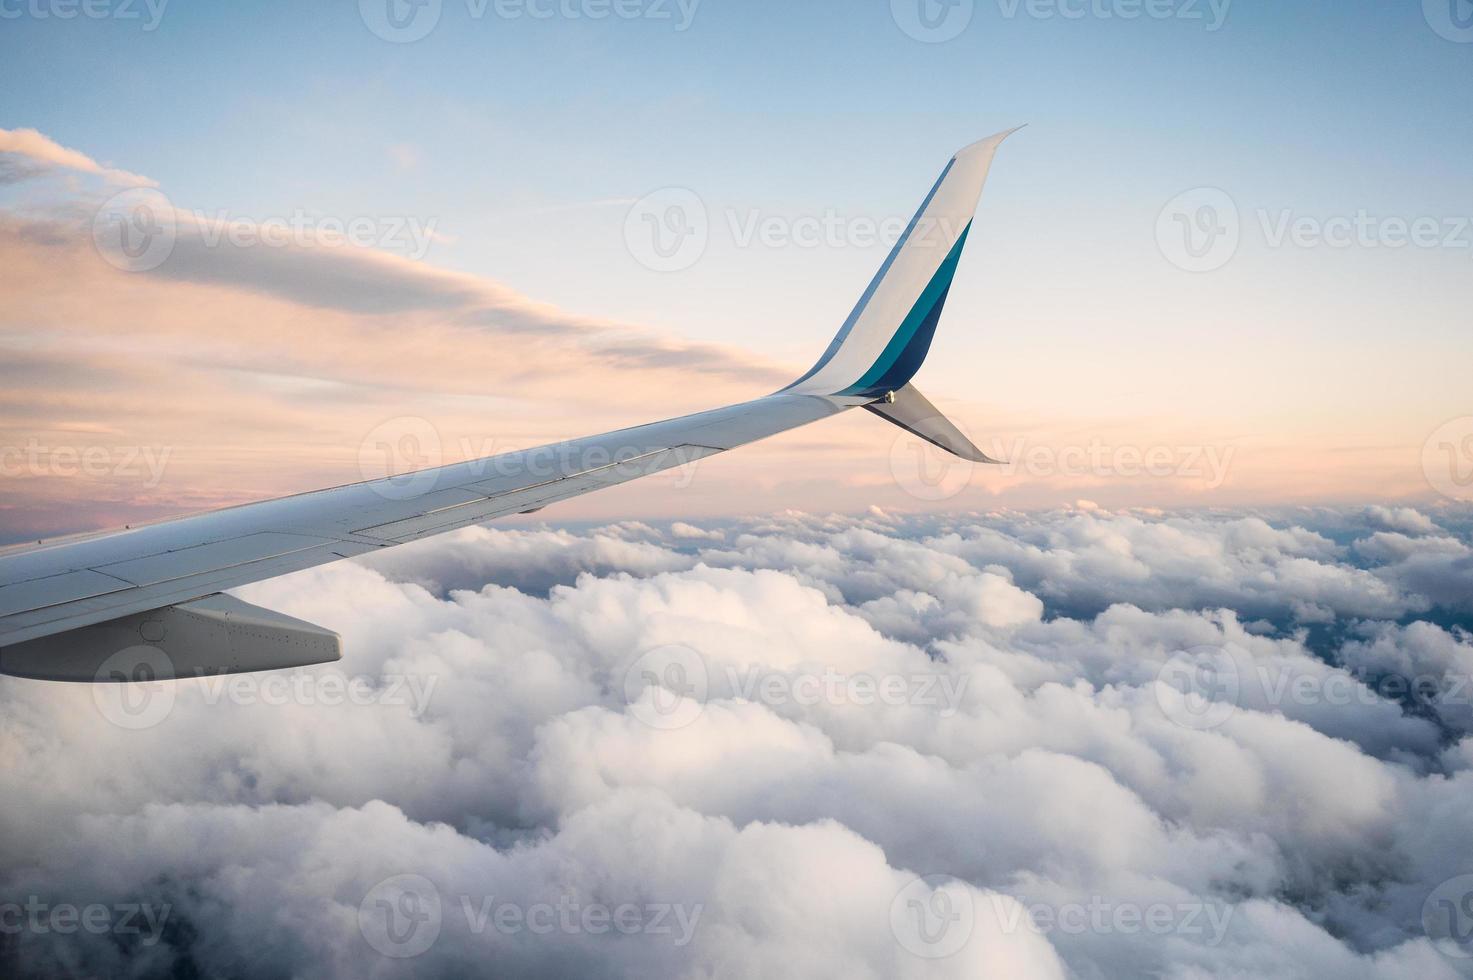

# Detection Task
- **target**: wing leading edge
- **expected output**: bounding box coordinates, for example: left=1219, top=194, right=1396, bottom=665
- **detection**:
left=0, top=129, right=1020, bottom=681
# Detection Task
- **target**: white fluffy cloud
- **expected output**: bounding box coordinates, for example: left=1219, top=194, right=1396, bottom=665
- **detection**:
left=3, top=505, right=1473, bottom=978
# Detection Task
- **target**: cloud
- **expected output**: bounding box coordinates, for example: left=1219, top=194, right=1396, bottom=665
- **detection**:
left=0, top=129, right=802, bottom=540
left=1354, top=532, right=1473, bottom=615
left=1364, top=506, right=1442, bottom=537
left=0, top=127, right=154, bottom=187
left=4, top=506, right=1473, bottom=977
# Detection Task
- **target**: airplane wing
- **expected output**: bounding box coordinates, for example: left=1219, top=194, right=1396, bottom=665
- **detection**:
left=0, top=129, right=1019, bottom=681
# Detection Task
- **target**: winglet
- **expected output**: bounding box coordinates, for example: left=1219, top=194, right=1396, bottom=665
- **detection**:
left=783, top=127, right=1022, bottom=399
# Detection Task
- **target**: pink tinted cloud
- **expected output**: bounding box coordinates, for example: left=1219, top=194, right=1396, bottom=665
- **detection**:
left=0, top=127, right=155, bottom=187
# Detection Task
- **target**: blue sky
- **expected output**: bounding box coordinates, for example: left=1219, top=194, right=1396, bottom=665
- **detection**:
left=5, top=0, right=1467, bottom=355
left=1, top=0, right=1470, bottom=530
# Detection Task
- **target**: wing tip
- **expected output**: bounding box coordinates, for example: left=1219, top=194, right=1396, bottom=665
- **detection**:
left=953, top=125, right=1027, bottom=162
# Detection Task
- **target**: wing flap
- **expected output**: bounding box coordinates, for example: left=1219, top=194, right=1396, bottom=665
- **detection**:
left=0, top=569, right=134, bottom=618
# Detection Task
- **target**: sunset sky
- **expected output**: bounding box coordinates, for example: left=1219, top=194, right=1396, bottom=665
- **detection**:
left=2, top=1, right=1470, bottom=542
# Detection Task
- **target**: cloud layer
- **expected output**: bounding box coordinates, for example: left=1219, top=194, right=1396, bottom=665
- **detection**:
left=4, top=504, right=1473, bottom=977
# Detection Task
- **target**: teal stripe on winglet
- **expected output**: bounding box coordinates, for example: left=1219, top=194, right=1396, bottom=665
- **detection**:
left=840, top=221, right=972, bottom=396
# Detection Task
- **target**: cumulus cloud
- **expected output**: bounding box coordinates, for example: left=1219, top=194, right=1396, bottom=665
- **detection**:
left=4, top=506, right=1473, bottom=977
left=1364, top=505, right=1442, bottom=537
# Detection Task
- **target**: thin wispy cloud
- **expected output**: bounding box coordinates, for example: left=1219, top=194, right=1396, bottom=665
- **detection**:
left=0, top=127, right=154, bottom=187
